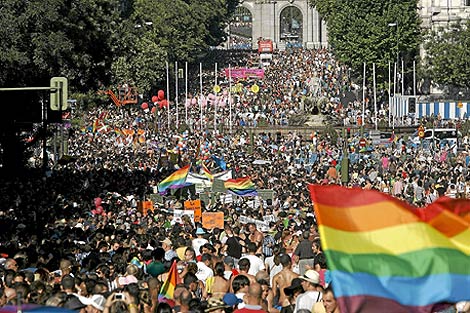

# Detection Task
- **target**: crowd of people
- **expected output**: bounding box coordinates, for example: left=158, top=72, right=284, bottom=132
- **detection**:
left=1, top=47, right=469, bottom=313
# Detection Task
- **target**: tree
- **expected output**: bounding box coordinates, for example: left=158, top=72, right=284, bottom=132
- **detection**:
left=423, top=20, right=470, bottom=95
left=308, top=0, right=421, bottom=86
left=0, top=0, right=121, bottom=91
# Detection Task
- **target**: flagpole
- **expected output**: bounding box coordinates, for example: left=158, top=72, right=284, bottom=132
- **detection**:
left=388, top=61, right=391, bottom=127
left=214, top=62, right=218, bottom=133
left=166, top=61, right=170, bottom=130
left=185, top=62, right=188, bottom=126
left=199, top=62, right=203, bottom=131
left=401, top=58, right=405, bottom=95
left=373, top=63, right=377, bottom=130
left=229, top=64, right=233, bottom=134
left=175, top=61, right=179, bottom=129
left=362, top=62, right=366, bottom=130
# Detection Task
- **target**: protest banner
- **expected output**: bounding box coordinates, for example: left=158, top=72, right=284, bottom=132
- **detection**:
left=239, top=215, right=270, bottom=232
left=202, top=212, right=224, bottom=230
left=173, top=209, right=195, bottom=225
left=184, top=199, right=202, bottom=223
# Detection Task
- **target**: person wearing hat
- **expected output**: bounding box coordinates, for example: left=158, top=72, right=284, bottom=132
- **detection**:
left=205, top=297, right=229, bottom=313
left=193, top=227, right=208, bottom=257
left=294, top=270, right=322, bottom=313
left=281, top=278, right=304, bottom=313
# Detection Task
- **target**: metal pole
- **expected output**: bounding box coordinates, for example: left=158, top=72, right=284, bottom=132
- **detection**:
left=393, top=61, right=397, bottom=96
left=42, top=99, right=48, bottom=172
left=362, top=62, right=366, bottom=130
left=214, top=62, right=217, bottom=132
left=388, top=62, right=391, bottom=127
left=401, top=58, right=405, bottom=95
left=373, top=63, right=377, bottom=130
left=175, top=61, right=179, bottom=128
left=185, top=62, right=188, bottom=125
left=166, top=61, right=170, bottom=130
left=229, top=64, right=233, bottom=134
left=199, top=62, right=203, bottom=131
left=413, top=60, right=416, bottom=96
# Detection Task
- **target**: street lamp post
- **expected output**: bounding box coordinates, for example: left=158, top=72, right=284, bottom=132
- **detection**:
left=388, top=22, right=400, bottom=94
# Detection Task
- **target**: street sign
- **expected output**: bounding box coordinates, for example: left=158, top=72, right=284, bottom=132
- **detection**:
left=50, top=77, right=68, bottom=111
left=418, top=125, right=425, bottom=139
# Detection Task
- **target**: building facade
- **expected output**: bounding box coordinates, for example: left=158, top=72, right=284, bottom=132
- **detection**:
left=230, top=0, right=470, bottom=50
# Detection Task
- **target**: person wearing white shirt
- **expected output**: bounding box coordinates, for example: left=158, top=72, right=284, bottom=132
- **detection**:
left=240, top=242, right=265, bottom=276
left=192, top=227, right=208, bottom=257
left=196, top=253, right=214, bottom=285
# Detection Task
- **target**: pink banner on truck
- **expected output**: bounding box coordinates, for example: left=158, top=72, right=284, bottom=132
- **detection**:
left=224, top=68, right=265, bottom=79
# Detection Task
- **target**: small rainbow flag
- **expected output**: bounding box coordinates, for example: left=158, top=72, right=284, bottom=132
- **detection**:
left=309, top=184, right=470, bottom=313
left=224, top=177, right=257, bottom=197
left=158, top=165, right=191, bottom=195
left=201, top=163, right=213, bottom=181
left=158, top=260, right=177, bottom=306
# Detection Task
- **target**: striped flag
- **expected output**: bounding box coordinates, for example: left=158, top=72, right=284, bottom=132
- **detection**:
left=158, top=260, right=177, bottom=306
left=309, top=184, right=470, bottom=313
left=201, top=163, right=213, bottom=181
left=157, top=165, right=192, bottom=195
left=224, top=177, right=257, bottom=197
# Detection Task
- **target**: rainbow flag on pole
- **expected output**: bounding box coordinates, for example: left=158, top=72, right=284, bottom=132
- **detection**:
left=201, top=163, right=213, bottom=181
left=309, top=184, right=470, bottom=313
left=158, top=260, right=177, bottom=306
left=224, top=177, right=257, bottom=197
left=157, top=165, right=191, bottom=195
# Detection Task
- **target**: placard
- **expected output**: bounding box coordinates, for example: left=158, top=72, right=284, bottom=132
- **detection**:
left=184, top=200, right=202, bottom=223
left=202, top=212, right=224, bottom=230
left=257, top=189, right=274, bottom=200
left=173, top=209, right=195, bottom=225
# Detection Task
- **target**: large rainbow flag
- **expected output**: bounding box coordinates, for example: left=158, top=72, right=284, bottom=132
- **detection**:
left=309, top=184, right=470, bottom=313
left=158, top=260, right=177, bottom=306
left=157, top=165, right=191, bottom=195
left=224, top=177, right=257, bottom=197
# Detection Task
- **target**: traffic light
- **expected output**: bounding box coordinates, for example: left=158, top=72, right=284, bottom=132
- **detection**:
left=409, top=97, right=416, bottom=113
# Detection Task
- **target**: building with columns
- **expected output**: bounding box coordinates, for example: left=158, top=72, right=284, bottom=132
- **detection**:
left=229, top=0, right=470, bottom=50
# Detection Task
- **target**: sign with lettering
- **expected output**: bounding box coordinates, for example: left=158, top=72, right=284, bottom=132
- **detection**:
left=202, top=212, right=224, bottom=230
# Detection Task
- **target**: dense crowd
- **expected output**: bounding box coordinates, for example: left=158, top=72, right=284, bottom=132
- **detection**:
left=1, top=48, right=469, bottom=313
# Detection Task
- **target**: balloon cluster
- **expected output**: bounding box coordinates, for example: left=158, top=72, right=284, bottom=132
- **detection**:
left=142, top=90, right=168, bottom=112
left=92, top=197, right=106, bottom=216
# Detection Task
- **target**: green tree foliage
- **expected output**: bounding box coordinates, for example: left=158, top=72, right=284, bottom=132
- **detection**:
left=0, top=0, right=238, bottom=94
left=0, top=0, right=120, bottom=91
left=423, top=20, right=470, bottom=91
left=309, top=0, right=421, bottom=81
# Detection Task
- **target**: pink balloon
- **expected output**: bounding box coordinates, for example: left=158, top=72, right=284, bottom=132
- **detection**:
left=219, top=101, right=226, bottom=108
left=191, top=98, right=197, bottom=105
left=158, top=90, right=165, bottom=100
left=151, top=107, right=157, bottom=114
left=141, top=102, right=148, bottom=110
left=94, top=197, right=102, bottom=207
left=223, top=90, right=228, bottom=96
left=152, top=96, right=158, bottom=103
left=208, top=93, right=215, bottom=100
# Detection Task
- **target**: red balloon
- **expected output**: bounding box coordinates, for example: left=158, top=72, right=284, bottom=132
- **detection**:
left=158, top=90, right=165, bottom=100
left=94, top=197, right=102, bottom=207
left=151, top=107, right=157, bottom=114
left=151, top=96, right=158, bottom=103
left=141, top=102, right=148, bottom=110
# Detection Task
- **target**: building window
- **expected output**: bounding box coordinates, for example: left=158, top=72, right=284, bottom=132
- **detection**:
left=465, top=0, right=470, bottom=6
